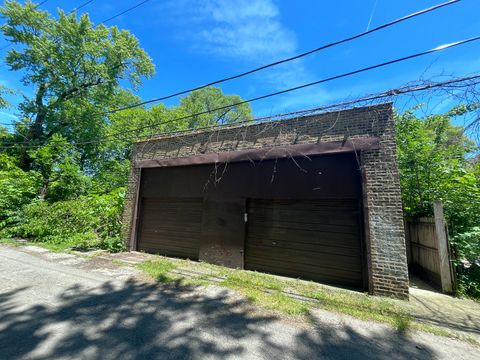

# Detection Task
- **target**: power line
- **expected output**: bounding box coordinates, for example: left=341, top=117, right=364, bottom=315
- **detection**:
left=53, top=73, right=480, bottom=136
left=0, top=0, right=460, bottom=81
left=100, top=0, right=151, bottom=24
left=1, top=1, right=460, bottom=100
left=2, top=37, right=479, bottom=149
left=97, top=35, right=480, bottom=138
left=106, top=0, right=461, bottom=114
left=3, top=73, right=480, bottom=149
left=4, top=36, right=480, bottom=141
left=67, top=0, right=95, bottom=15
left=128, top=73, right=480, bottom=143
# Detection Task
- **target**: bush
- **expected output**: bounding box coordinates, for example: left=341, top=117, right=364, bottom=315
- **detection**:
left=6, top=188, right=126, bottom=252
left=0, top=157, right=41, bottom=229
left=451, top=227, right=480, bottom=299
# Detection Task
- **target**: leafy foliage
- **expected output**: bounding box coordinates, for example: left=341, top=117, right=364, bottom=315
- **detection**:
left=7, top=189, right=125, bottom=252
left=27, top=134, right=90, bottom=201
left=450, top=228, right=480, bottom=298
left=396, top=107, right=480, bottom=298
left=0, top=0, right=154, bottom=168
left=0, top=154, right=40, bottom=228
left=179, top=87, right=253, bottom=127
left=396, top=109, right=480, bottom=234
left=0, top=84, right=14, bottom=109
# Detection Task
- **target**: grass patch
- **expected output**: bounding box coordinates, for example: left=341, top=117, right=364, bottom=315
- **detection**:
left=138, top=259, right=179, bottom=283
left=221, top=270, right=286, bottom=292
left=0, top=237, right=74, bottom=252
left=33, top=239, right=80, bottom=252
left=296, top=283, right=413, bottom=331
left=0, top=238, right=22, bottom=246
left=136, top=257, right=405, bottom=322
left=131, top=256, right=475, bottom=342
left=220, top=271, right=309, bottom=315
left=111, top=259, right=129, bottom=266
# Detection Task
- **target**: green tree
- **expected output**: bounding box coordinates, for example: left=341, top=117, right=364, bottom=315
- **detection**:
left=27, top=134, right=89, bottom=201
left=0, top=84, right=14, bottom=109
left=179, top=86, right=253, bottom=127
left=396, top=106, right=480, bottom=234
left=0, top=152, right=40, bottom=229
left=0, top=0, right=154, bottom=168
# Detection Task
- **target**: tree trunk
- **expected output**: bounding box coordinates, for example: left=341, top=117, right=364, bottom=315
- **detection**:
left=19, top=83, right=48, bottom=170
left=30, top=83, right=48, bottom=140
left=38, top=177, right=49, bottom=201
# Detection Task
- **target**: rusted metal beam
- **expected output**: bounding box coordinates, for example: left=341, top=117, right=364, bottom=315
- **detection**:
left=134, top=137, right=380, bottom=169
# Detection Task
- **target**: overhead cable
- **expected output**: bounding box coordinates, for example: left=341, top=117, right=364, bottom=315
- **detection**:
left=106, top=0, right=461, bottom=114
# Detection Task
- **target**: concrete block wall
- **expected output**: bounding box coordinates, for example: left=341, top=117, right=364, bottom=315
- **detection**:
left=122, top=103, right=410, bottom=299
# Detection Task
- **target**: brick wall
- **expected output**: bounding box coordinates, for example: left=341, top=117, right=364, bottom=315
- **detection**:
left=122, top=103, right=409, bottom=299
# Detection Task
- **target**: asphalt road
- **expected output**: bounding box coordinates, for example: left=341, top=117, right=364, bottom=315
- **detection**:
left=0, top=245, right=478, bottom=360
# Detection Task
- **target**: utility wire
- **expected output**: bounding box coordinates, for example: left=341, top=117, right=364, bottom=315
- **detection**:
left=129, top=73, right=480, bottom=143
left=67, top=0, right=95, bottom=15
left=0, top=0, right=460, bottom=76
left=100, top=0, right=151, bottom=24
left=106, top=0, right=461, bottom=114
left=97, top=35, right=480, bottom=137
left=3, top=9, right=468, bottom=129
left=2, top=37, right=479, bottom=148
left=3, top=73, right=480, bottom=149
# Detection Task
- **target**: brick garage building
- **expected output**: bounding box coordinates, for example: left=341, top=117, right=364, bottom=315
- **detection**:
left=123, top=103, right=409, bottom=299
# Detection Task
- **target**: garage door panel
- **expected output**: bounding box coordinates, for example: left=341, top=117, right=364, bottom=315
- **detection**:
left=250, top=221, right=358, bottom=235
left=245, top=256, right=363, bottom=286
left=247, top=224, right=360, bottom=242
left=139, top=246, right=196, bottom=259
left=246, top=255, right=363, bottom=278
left=140, top=228, right=202, bottom=237
left=245, top=240, right=361, bottom=257
left=139, top=238, right=200, bottom=251
left=140, top=241, right=198, bottom=253
left=249, top=208, right=359, bottom=226
left=139, top=241, right=198, bottom=252
left=245, top=198, right=364, bottom=289
left=245, top=244, right=362, bottom=269
left=137, top=197, right=202, bottom=260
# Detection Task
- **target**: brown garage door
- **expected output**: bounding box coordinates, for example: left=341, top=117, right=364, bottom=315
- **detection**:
left=137, top=197, right=203, bottom=259
left=245, top=199, right=364, bottom=289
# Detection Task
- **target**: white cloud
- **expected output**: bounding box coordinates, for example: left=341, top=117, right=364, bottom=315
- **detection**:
left=162, top=0, right=316, bottom=92
left=190, top=0, right=296, bottom=61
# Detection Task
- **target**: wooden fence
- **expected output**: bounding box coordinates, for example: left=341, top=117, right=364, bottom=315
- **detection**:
left=405, top=202, right=455, bottom=293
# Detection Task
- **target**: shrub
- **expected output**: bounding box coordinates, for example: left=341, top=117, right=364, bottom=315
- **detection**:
left=8, top=188, right=126, bottom=252
left=451, top=227, right=480, bottom=299
left=0, top=157, right=41, bottom=229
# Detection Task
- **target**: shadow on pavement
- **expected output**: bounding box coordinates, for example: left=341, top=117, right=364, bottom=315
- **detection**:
left=409, top=276, right=480, bottom=338
left=0, top=279, right=438, bottom=359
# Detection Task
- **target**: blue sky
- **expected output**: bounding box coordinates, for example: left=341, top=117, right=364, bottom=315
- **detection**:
left=1, top=0, right=479, bottom=123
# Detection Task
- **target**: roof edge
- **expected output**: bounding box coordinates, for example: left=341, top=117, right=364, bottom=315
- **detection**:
left=134, top=102, right=393, bottom=145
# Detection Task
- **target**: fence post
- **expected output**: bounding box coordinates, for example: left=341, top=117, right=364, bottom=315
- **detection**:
left=433, top=201, right=454, bottom=293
